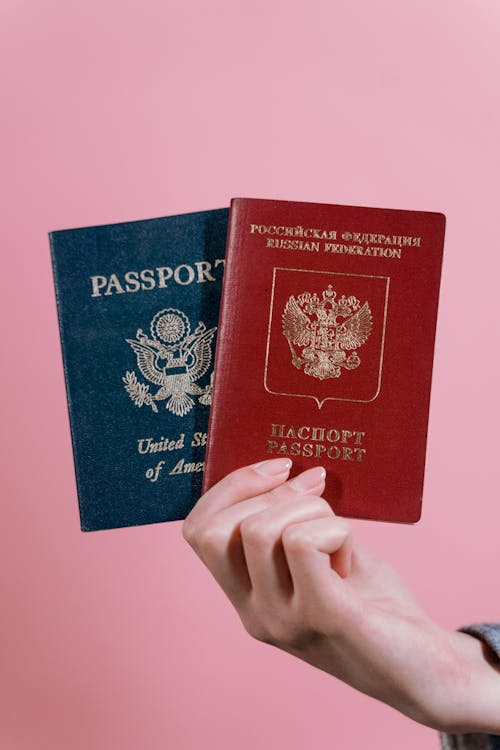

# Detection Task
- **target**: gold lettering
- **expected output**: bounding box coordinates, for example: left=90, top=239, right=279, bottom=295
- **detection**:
left=266, top=238, right=320, bottom=252
left=157, top=266, right=173, bottom=288
left=137, top=437, right=152, bottom=454
left=271, top=424, right=285, bottom=438
left=327, top=445, right=341, bottom=459
left=105, top=274, right=125, bottom=295
left=136, top=433, right=186, bottom=454
left=194, top=261, right=216, bottom=283
left=90, top=275, right=107, bottom=297
left=124, top=271, right=140, bottom=292
left=190, top=432, right=206, bottom=447
left=266, top=423, right=367, bottom=463
left=267, top=440, right=278, bottom=454
left=173, top=264, right=195, bottom=285
left=326, top=429, right=340, bottom=442
left=169, top=458, right=204, bottom=475
left=90, top=260, right=224, bottom=298
left=311, top=426, right=325, bottom=441
left=169, top=458, right=184, bottom=474
left=139, top=268, right=155, bottom=290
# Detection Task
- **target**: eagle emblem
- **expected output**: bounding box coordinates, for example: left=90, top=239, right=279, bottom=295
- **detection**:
left=122, top=308, right=216, bottom=416
left=282, top=285, right=372, bottom=380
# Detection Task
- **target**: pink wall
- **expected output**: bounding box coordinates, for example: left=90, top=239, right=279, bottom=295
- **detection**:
left=2, top=1, right=499, bottom=748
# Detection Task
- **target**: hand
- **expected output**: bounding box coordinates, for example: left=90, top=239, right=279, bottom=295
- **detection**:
left=183, top=458, right=500, bottom=734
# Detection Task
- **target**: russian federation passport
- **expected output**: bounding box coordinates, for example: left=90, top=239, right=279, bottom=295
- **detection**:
left=203, top=198, right=446, bottom=523
left=50, top=208, right=228, bottom=531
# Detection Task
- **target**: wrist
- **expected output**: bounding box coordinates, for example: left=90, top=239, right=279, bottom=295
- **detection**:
left=428, top=629, right=500, bottom=734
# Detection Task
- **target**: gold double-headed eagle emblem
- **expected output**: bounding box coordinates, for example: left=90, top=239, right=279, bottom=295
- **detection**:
left=282, top=285, right=372, bottom=380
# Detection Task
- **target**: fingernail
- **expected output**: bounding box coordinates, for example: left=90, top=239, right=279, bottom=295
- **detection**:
left=253, top=458, right=293, bottom=476
left=288, top=466, right=326, bottom=491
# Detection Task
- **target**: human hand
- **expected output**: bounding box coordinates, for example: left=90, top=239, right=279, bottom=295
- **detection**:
left=183, top=458, right=500, bottom=733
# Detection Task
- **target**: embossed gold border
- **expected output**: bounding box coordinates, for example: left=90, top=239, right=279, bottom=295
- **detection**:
left=263, top=267, right=390, bottom=409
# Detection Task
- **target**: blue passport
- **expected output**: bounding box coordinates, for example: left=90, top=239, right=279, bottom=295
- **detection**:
left=49, top=208, right=228, bottom=531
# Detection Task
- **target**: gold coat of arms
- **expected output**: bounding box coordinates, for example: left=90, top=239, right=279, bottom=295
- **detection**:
left=122, top=307, right=215, bottom=416
left=282, top=285, right=372, bottom=380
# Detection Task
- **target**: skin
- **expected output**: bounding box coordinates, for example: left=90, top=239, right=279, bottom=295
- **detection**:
left=182, top=458, right=500, bottom=734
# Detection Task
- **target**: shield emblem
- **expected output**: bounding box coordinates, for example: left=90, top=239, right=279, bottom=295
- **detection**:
left=264, top=268, right=390, bottom=408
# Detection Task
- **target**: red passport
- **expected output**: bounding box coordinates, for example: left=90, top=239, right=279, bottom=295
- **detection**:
left=203, top=198, right=446, bottom=523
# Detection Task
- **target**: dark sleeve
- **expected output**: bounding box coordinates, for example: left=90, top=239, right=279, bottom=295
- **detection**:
left=440, top=623, right=500, bottom=750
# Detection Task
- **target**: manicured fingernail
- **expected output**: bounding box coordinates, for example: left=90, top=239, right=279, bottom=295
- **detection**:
left=253, top=458, right=293, bottom=476
left=288, top=466, right=326, bottom=491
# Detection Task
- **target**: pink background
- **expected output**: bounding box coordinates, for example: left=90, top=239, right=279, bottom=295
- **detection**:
left=2, top=1, right=499, bottom=748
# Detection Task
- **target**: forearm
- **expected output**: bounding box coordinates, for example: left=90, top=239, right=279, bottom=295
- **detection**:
left=277, top=621, right=500, bottom=734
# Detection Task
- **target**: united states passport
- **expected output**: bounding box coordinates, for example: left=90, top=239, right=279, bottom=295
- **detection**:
left=49, top=208, right=228, bottom=531
left=203, top=198, right=446, bottom=523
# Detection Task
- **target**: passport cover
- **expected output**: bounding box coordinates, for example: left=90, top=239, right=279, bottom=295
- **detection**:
left=50, top=208, right=228, bottom=531
left=203, top=198, right=446, bottom=523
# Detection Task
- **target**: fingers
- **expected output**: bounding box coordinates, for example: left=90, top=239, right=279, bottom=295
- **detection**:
left=282, top=516, right=353, bottom=602
left=183, top=460, right=359, bottom=653
left=240, top=468, right=331, bottom=602
left=184, top=457, right=293, bottom=532
left=184, top=465, right=327, bottom=607
left=183, top=458, right=354, bottom=628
